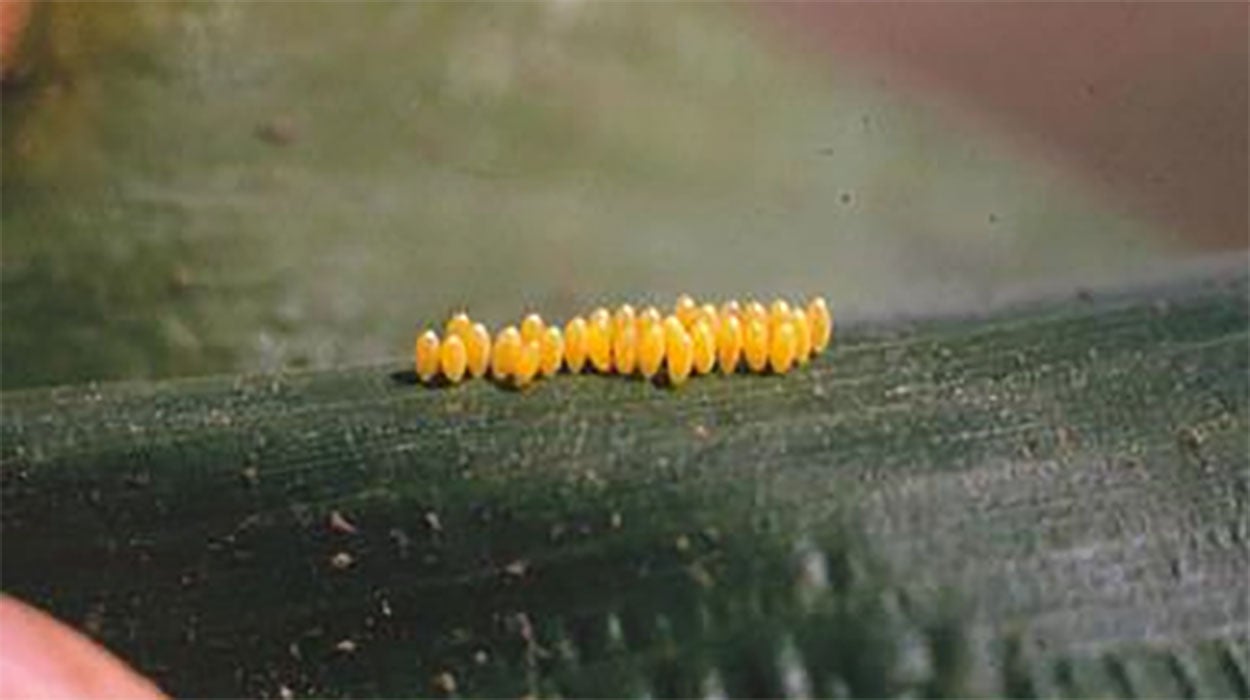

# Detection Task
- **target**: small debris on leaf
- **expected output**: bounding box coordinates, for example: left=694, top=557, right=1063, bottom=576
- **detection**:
left=256, top=116, right=298, bottom=146
left=329, top=552, right=355, bottom=570
left=503, top=559, right=529, bottom=578
left=687, top=562, right=715, bottom=588
left=431, top=671, right=457, bottom=695
left=170, top=264, right=193, bottom=293
left=240, top=466, right=259, bottom=486
left=328, top=510, right=358, bottom=535
left=1177, top=425, right=1205, bottom=453
left=389, top=528, right=412, bottom=558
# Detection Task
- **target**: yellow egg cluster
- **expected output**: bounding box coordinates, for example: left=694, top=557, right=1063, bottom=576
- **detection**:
left=414, top=295, right=833, bottom=389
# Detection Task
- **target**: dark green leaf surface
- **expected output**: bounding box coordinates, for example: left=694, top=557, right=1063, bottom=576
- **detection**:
left=2, top=266, right=1247, bottom=698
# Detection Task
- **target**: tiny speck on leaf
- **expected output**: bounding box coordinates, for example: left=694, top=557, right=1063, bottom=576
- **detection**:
left=330, top=552, right=354, bottom=570
left=240, top=466, right=259, bottom=486
left=432, top=671, right=457, bottom=695
left=328, top=510, right=358, bottom=535
left=256, top=116, right=298, bottom=146
left=504, top=559, right=529, bottom=578
left=687, top=562, right=715, bottom=588
left=389, top=528, right=412, bottom=559
left=1055, top=426, right=1079, bottom=451
left=335, top=639, right=357, bottom=654
left=170, top=264, right=193, bottom=293
left=549, top=523, right=567, bottom=542
left=1177, top=426, right=1204, bottom=453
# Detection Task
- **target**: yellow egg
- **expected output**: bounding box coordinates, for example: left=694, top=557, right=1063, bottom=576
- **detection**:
left=513, top=340, right=541, bottom=388
left=695, top=303, right=720, bottom=336
left=587, top=307, right=613, bottom=373
left=440, top=334, right=468, bottom=383
left=590, top=307, right=611, bottom=325
left=464, top=323, right=492, bottom=378
left=539, top=327, right=564, bottom=377
left=719, top=300, right=741, bottom=322
left=769, top=300, right=792, bottom=332
left=790, top=310, right=812, bottom=365
left=690, top=319, right=716, bottom=375
left=563, top=317, right=588, bottom=373
left=743, top=316, right=770, bottom=373
left=414, top=330, right=441, bottom=383
left=613, top=304, right=636, bottom=337
left=716, top=314, right=742, bottom=374
left=637, top=306, right=662, bottom=335
left=490, top=326, right=522, bottom=380
left=613, top=323, right=638, bottom=375
left=807, top=297, right=833, bottom=353
left=744, top=300, right=768, bottom=328
left=445, top=312, right=472, bottom=340
left=769, top=320, right=797, bottom=374
left=664, top=316, right=694, bottom=386
left=637, top=322, right=666, bottom=379
left=674, top=294, right=699, bottom=328
left=520, top=313, right=546, bottom=345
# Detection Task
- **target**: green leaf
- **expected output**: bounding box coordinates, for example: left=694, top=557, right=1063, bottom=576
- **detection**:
left=3, top=265, right=1246, bottom=698
left=2, top=2, right=1172, bottom=390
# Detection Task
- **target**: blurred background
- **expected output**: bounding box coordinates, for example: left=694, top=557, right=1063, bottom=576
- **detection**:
left=2, top=1, right=1245, bottom=390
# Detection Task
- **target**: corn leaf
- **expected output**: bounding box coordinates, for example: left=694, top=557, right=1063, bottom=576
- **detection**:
left=2, top=265, right=1247, bottom=698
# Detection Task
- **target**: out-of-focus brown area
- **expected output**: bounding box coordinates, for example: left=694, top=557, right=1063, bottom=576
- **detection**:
left=769, top=2, right=1248, bottom=249
left=0, top=0, right=29, bottom=76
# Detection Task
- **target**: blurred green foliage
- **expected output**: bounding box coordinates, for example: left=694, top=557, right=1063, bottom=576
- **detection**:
left=2, top=2, right=1174, bottom=389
